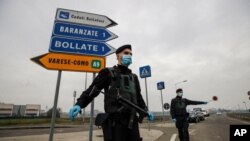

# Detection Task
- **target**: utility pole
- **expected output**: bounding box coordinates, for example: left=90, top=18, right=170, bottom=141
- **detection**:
left=73, top=91, right=77, bottom=106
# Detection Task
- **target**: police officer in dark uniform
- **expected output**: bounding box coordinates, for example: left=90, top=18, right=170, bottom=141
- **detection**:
left=170, top=88, right=207, bottom=141
left=69, top=44, right=154, bottom=141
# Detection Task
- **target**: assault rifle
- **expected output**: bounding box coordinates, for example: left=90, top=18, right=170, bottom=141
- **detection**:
left=89, top=86, right=149, bottom=123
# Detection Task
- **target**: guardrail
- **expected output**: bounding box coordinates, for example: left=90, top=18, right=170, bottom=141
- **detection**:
left=227, top=112, right=250, bottom=121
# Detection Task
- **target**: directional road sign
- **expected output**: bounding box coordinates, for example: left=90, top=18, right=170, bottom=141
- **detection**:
left=49, top=36, right=116, bottom=56
left=53, top=22, right=118, bottom=42
left=157, top=82, right=165, bottom=90
left=56, top=8, right=117, bottom=28
left=31, top=53, right=105, bottom=72
left=139, top=65, right=151, bottom=78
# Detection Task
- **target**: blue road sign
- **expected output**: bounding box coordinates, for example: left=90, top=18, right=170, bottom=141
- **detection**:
left=53, top=22, right=118, bottom=42
left=157, top=82, right=165, bottom=90
left=49, top=36, right=116, bottom=56
left=139, top=65, right=151, bottom=78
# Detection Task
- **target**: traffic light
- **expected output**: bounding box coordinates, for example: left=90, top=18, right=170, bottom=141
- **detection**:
left=248, top=91, right=250, bottom=100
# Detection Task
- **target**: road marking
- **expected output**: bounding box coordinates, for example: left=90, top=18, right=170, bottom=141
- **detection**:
left=170, top=134, right=177, bottom=141
left=170, top=129, right=196, bottom=141
left=189, top=129, right=196, bottom=135
left=154, top=123, right=175, bottom=128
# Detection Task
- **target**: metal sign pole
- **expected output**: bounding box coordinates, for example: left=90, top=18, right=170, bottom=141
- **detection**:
left=144, top=78, right=150, bottom=130
left=160, top=89, right=164, bottom=121
left=89, top=73, right=96, bottom=141
left=49, top=70, right=62, bottom=141
left=73, top=91, right=76, bottom=106
left=82, top=72, right=88, bottom=122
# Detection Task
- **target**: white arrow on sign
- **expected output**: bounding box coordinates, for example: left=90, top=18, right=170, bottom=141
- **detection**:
left=56, top=8, right=117, bottom=28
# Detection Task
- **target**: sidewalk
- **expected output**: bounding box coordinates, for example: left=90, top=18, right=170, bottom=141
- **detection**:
left=0, top=128, right=163, bottom=141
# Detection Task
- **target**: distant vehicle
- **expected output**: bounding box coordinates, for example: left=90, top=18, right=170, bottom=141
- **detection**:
left=216, top=111, right=222, bottom=115
left=202, top=110, right=210, bottom=117
left=189, top=111, right=205, bottom=123
left=196, top=111, right=205, bottom=121
left=193, top=108, right=202, bottom=112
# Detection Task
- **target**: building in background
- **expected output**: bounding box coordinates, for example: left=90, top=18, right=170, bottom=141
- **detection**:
left=0, top=103, right=41, bottom=117
left=24, top=104, right=41, bottom=117
left=12, top=105, right=26, bottom=117
left=0, top=103, right=14, bottom=117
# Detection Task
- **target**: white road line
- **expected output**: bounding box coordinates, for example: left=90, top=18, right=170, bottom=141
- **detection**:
left=170, top=129, right=196, bottom=141
left=170, top=134, right=177, bottom=141
left=189, top=129, right=196, bottom=135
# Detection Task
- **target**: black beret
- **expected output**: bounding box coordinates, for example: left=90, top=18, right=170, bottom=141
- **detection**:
left=115, top=44, right=132, bottom=54
left=176, top=88, right=183, bottom=93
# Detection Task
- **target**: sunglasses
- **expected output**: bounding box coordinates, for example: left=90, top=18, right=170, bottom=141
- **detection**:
left=123, top=51, right=132, bottom=56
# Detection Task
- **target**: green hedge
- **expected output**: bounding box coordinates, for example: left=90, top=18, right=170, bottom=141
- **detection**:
left=0, top=118, right=84, bottom=126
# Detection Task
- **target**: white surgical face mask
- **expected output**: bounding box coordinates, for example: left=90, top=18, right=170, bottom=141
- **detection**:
left=177, top=92, right=183, bottom=97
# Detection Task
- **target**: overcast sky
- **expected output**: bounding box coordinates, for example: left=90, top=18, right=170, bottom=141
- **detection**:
left=0, top=0, right=249, bottom=113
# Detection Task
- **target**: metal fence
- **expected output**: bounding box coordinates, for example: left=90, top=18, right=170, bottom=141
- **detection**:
left=227, top=112, right=250, bottom=121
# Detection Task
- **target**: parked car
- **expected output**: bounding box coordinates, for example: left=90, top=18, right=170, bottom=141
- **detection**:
left=216, top=111, right=222, bottom=115
left=202, top=110, right=210, bottom=117
left=189, top=111, right=205, bottom=123
left=193, top=108, right=202, bottom=112
left=193, top=107, right=209, bottom=117
left=196, top=111, right=205, bottom=121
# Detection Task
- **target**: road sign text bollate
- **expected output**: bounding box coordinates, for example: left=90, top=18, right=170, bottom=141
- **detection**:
left=55, top=41, right=98, bottom=51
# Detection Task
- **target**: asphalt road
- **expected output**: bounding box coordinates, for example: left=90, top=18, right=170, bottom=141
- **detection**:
left=0, top=114, right=249, bottom=141
left=153, top=113, right=250, bottom=141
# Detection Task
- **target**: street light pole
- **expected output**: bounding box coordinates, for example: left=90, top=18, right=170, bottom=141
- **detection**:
left=175, top=80, right=187, bottom=89
left=243, top=101, right=248, bottom=111
left=73, top=91, right=76, bottom=106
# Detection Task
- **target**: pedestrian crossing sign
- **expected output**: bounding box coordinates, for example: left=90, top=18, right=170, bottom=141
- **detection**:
left=157, top=82, right=165, bottom=90
left=139, top=65, right=151, bottom=78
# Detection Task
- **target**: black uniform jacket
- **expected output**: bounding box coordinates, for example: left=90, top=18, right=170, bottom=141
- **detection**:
left=170, top=96, right=205, bottom=119
left=75, top=65, right=148, bottom=112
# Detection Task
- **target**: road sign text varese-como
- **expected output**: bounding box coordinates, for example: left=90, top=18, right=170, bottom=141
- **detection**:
left=49, top=37, right=116, bottom=56
left=53, top=22, right=118, bottom=42
left=31, top=53, right=105, bottom=72
left=139, top=65, right=151, bottom=78
left=56, top=8, right=117, bottom=28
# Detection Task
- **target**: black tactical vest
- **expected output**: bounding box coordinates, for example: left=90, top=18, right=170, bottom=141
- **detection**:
left=173, top=98, right=188, bottom=116
left=104, top=68, right=137, bottom=113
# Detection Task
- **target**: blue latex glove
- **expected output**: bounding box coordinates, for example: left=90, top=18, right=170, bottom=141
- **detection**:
left=147, top=111, right=154, bottom=121
left=172, top=118, right=177, bottom=123
left=69, top=105, right=81, bottom=121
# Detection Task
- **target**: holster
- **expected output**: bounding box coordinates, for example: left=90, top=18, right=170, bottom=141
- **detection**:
left=102, top=117, right=113, bottom=140
left=138, top=114, right=145, bottom=123
left=128, top=110, right=136, bottom=129
left=95, top=113, right=109, bottom=126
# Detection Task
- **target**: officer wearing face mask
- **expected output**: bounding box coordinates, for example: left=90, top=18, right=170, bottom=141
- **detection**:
left=68, top=44, right=154, bottom=141
left=170, top=88, right=207, bottom=141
